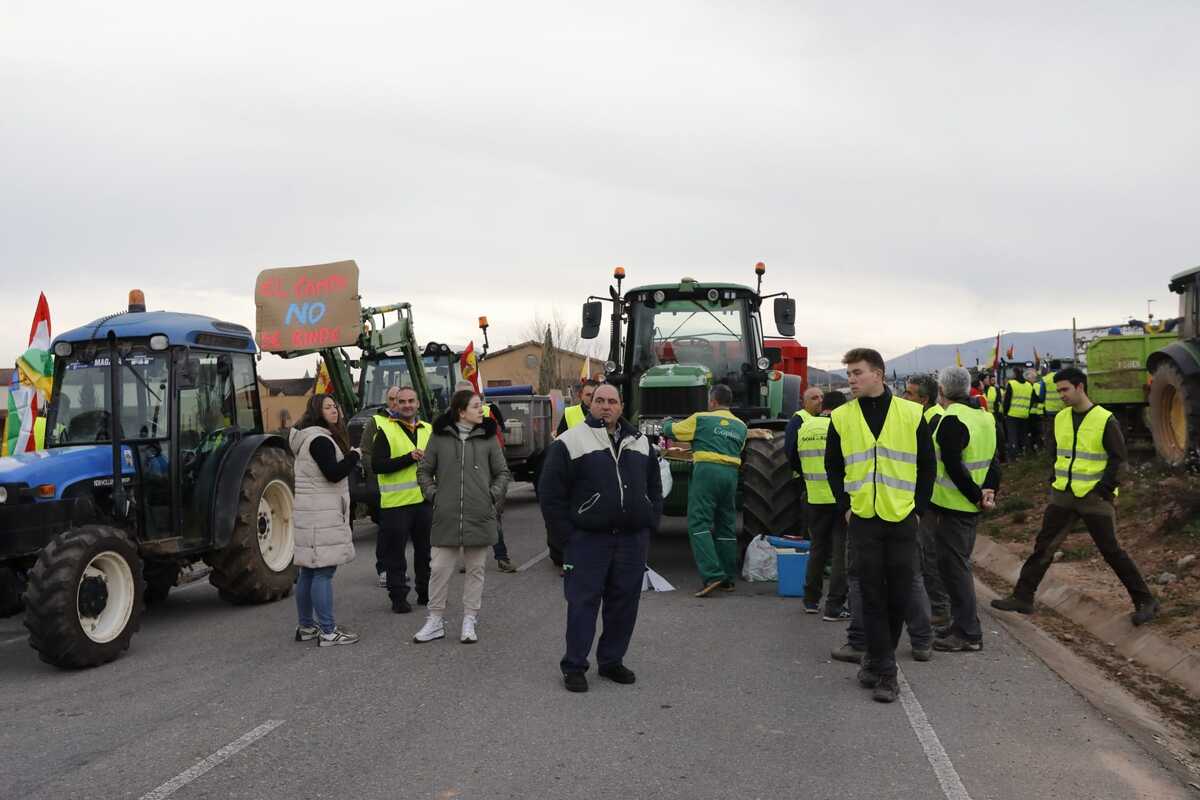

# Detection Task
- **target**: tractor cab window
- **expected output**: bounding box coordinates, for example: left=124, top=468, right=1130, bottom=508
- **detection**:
left=361, top=356, right=456, bottom=412
left=628, top=298, right=754, bottom=390
left=52, top=348, right=170, bottom=445
left=1181, top=276, right=1199, bottom=340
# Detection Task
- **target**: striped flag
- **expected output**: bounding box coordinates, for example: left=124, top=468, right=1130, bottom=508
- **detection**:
left=314, top=359, right=332, bottom=395
left=3, top=293, right=52, bottom=455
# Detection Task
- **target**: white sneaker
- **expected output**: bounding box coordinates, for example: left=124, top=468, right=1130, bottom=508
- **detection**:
left=461, top=615, right=478, bottom=644
left=377, top=572, right=387, bottom=588
left=413, top=615, right=445, bottom=643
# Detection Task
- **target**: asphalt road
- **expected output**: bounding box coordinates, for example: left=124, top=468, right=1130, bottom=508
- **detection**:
left=0, top=484, right=1192, bottom=800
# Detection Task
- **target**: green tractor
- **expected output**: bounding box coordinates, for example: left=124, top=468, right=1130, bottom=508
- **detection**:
left=580, top=263, right=803, bottom=543
left=1148, top=266, right=1200, bottom=466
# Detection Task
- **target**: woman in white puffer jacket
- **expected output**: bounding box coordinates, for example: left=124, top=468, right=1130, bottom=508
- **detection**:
left=289, top=393, right=361, bottom=646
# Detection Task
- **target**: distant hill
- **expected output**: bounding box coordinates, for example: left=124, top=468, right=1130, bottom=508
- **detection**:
left=807, top=365, right=848, bottom=388
left=886, top=329, right=1075, bottom=376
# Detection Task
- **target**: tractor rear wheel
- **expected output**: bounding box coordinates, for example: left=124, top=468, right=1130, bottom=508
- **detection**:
left=206, top=446, right=297, bottom=604
left=1149, top=361, right=1195, bottom=467
left=0, top=567, right=25, bottom=617
left=23, top=525, right=144, bottom=668
left=741, top=434, right=802, bottom=547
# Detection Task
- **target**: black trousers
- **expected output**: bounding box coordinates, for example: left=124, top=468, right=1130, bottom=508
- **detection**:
left=1004, top=417, right=1028, bottom=460
left=1014, top=491, right=1153, bottom=607
left=934, top=510, right=982, bottom=641
left=803, top=503, right=848, bottom=612
left=561, top=528, right=649, bottom=674
left=379, top=503, right=433, bottom=602
left=850, top=513, right=918, bottom=678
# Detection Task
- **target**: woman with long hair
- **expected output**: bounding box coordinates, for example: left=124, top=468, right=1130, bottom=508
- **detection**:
left=414, top=389, right=510, bottom=644
left=290, top=393, right=362, bottom=646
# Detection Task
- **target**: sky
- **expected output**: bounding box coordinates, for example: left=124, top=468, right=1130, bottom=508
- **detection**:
left=2, top=1, right=1198, bottom=377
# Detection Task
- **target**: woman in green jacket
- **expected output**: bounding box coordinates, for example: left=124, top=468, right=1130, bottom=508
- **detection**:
left=414, top=389, right=510, bottom=644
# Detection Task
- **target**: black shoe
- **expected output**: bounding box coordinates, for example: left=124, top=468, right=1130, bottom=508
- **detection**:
left=990, top=595, right=1034, bottom=614
left=933, top=634, right=982, bottom=652
left=802, top=600, right=820, bottom=614
left=391, top=598, right=413, bottom=614
left=719, top=581, right=736, bottom=592
left=1131, top=598, right=1160, bottom=626
left=598, top=664, right=636, bottom=684
left=857, top=667, right=880, bottom=688
left=911, top=647, right=933, bottom=662
left=831, top=644, right=865, bottom=664
left=416, top=595, right=428, bottom=606
left=873, top=675, right=899, bottom=703
left=563, top=672, right=589, bottom=693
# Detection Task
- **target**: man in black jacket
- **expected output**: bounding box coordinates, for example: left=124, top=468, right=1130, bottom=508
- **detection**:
left=539, top=384, right=663, bottom=693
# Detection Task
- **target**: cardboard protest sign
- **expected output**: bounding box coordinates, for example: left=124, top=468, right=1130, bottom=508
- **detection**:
left=255, top=260, right=362, bottom=352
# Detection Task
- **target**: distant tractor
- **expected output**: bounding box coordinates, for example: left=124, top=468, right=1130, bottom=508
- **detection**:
left=580, top=263, right=803, bottom=544
left=1148, top=266, right=1200, bottom=466
left=0, top=292, right=296, bottom=668
left=1084, top=331, right=1177, bottom=440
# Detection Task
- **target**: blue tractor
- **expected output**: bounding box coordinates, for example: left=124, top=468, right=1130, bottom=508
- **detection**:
left=0, top=292, right=296, bottom=668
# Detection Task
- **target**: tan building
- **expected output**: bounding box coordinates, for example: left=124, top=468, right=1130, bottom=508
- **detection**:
left=481, top=341, right=595, bottom=394
left=258, top=376, right=314, bottom=432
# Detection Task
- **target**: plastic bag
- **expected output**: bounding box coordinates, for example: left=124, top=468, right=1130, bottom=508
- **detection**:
left=741, top=535, right=778, bottom=582
left=658, top=458, right=673, bottom=498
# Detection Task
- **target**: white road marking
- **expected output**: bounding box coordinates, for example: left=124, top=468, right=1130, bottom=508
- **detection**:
left=516, top=548, right=550, bottom=572
left=897, top=668, right=974, bottom=800
left=138, top=719, right=284, bottom=800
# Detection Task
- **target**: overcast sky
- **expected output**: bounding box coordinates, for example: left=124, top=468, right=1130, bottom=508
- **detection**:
left=3, top=1, right=1197, bottom=377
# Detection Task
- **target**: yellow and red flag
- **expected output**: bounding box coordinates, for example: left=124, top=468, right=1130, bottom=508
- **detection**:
left=580, top=355, right=590, bottom=382
left=989, top=332, right=1000, bottom=370
left=314, top=359, right=332, bottom=395
left=1005, top=343, right=1015, bottom=360
left=460, top=341, right=480, bottom=392
left=955, top=349, right=963, bottom=368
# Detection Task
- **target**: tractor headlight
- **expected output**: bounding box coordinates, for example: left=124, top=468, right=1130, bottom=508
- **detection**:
left=653, top=290, right=666, bottom=303
left=604, top=360, right=617, bottom=375
left=756, top=356, right=771, bottom=370
left=149, top=334, right=169, bottom=351
left=0, top=486, right=7, bottom=504
left=53, top=341, right=73, bottom=358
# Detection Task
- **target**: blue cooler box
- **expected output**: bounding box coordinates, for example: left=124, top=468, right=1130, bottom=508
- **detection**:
left=767, top=536, right=810, bottom=598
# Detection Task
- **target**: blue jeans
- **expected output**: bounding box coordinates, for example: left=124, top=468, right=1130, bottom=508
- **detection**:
left=296, top=566, right=337, bottom=634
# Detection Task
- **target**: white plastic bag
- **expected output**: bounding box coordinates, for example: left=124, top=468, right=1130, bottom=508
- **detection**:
left=741, top=535, right=778, bottom=582
left=658, top=458, right=673, bottom=498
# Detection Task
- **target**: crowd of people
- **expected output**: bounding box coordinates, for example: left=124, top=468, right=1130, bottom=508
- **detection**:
left=281, top=346, right=1161, bottom=701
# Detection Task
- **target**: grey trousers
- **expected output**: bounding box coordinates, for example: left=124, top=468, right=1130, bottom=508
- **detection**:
left=918, top=509, right=949, bottom=620
left=935, top=511, right=982, bottom=641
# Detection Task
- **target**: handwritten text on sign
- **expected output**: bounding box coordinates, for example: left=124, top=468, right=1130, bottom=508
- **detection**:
left=254, top=260, right=362, bottom=352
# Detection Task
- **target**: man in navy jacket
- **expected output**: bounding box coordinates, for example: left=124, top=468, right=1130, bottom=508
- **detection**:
left=539, top=384, right=663, bottom=693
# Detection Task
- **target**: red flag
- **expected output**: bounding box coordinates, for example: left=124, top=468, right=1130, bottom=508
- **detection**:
left=460, top=341, right=480, bottom=393
left=990, top=332, right=1001, bottom=370
left=1005, top=343, right=1014, bottom=360
left=29, top=292, right=51, bottom=349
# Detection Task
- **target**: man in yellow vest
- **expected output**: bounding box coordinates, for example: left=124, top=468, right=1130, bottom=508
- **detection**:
left=784, top=385, right=826, bottom=537
left=557, top=380, right=598, bottom=436
left=792, top=390, right=849, bottom=619
left=371, top=386, right=434, bottom=613
left=1025, top=368, right=1045, bottom=454
left=363, top=386, right=400, bottom=586
left=1040, top=361, right=1065, bottom=453
left=826, top=348, right=935, bottom=704
left=902, top=373, right=949, bottom=630
left=992, top=368, right=1158, bottom=625
left=930, top=367, right=1000, bottom=653
left=1002, top=369, right=1034, bottom=460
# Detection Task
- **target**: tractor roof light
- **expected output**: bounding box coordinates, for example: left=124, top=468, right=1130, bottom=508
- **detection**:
left=652, top=290, right=666, bottom=303
left=478, top=316, right=489, bottom=330
left=53, top=341, right=73, bottom=358
left=613, top=266, right=626, bottom=280
left=128, top=289, right=146, bottom=313
left=149, top=334, right=169, bottom=351
left=755, top=262, right=766, bottom=275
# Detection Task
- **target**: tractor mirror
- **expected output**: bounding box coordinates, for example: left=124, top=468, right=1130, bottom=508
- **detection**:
left=774, top=298, right=796, bottom=337
left=581, top=301, right=604, bottom=340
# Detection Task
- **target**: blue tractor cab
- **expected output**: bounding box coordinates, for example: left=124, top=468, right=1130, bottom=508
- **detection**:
left=0, top=291, right=297, bottom=668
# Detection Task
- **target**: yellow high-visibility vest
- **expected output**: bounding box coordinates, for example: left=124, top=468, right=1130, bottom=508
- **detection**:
left=1052, top=406, right=1114, bottom=498
left=1006, top=380, right=1033, bottom=419
left=796, top=415, right=834, bottom=504
left=831, top=396, right=923, bottom=522
left=33, top=417, right=46, bottom=450
left=563, top=404, right=586, bottom=430
left=984, top=385, right=998, bottom=413
left=932, top=403, right=996, bottom=512
left=791, top=409, right=814, bottom=478
left=1043, top=375, right=1064, bottom=413
left=923, top=405, right=942, bottom=434
left=376, top=416, right=433, bottom=508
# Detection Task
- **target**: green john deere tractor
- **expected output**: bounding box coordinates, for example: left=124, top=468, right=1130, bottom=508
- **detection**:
left=580, top=263, right=803, bottom=544
left=1148, top=266, right=1200, bottom=466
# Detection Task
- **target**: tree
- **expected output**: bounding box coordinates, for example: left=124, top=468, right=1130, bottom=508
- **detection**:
left=521, top=308, right=601, bottom=394
left=536, top=325, right=559, bottom=395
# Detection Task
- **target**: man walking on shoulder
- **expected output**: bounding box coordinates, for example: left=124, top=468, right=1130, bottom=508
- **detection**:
left=992, top=368, right=1158, bottom=625
left=662, top=384, right=749, bottom=597
left=539, top=385, right=663, bottom=693
left=826, top=348, right=935, bottom=704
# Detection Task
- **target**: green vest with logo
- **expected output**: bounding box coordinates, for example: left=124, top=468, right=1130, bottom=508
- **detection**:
left=796, top=415, right=834, bottom=505
left=376, top=416, right=433, bottom=508
left=932, top=403, right=997, bottom=512
left=831, top=396, right=923, bottom=522
left=1006, top=380, right=1032, bottom=419
left=1052, top=406, right=1113, bottom=498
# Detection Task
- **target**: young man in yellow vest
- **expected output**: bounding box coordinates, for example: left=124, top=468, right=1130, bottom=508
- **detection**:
left=982, top=372, right=1007, bottom=464
left=792, top=390, right=849, bottom=619
left=371, top=386, right=434, bottom=613
left=364, top=387, right=400, bottom=586
left=1040, top=361, right=1065, bottom=453
left=930, top=367, right=1000, bottom=653
left=1025, top=368, right=1045, bottom=454
left=992, top=368, right=1158, bottom=625
left=826, top=348, right=936, bottom=704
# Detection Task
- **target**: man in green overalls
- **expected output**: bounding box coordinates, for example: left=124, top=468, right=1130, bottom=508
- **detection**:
left=662, top=384, right=748, bottom=597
